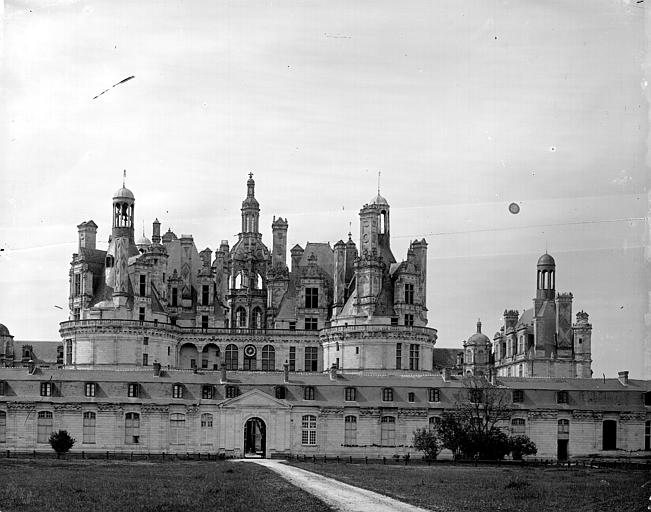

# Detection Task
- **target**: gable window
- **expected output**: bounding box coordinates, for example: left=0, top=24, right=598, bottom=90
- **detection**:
left=301, top=415, right=317, bottom=445
left=396, top=343, right=402, bottom=369
left=202, top=385, right=214, bottom=400
left=304, top=317, right=318, bottom=331
left=139, top=274, right=146, bottom=296
left=428, top=388, right=440, bottom=402
left=305, top=287, right=319, bottom=308
left=289, top=346, right=296, bottom=371
left=37, top=411, right=53, bottom=443
left=557, top=391, right=569, bottom=404
left=172, top=383, right=184, bottom=399
left=380, top=416, right=396, bottom=446
left=404, top=314, right=414, bottom=327
left=404, top=283, right=414, bottom=305
left=170, top=413, right=186, bottom=445
left=0, top=411, right=5, bottom=443
left=40, top=382, right=52, bottom=397
left=262, top=345, right=275, bottom=371
left=83, top=411, right=96, bottom=444
left=382, top=388, right=394, bottom=402
left=409, top=344, right=420, bottom=370
left=305, top=347, right=318, bottom=372
left=85, top=383, right=96, bottom=397
left=225, top=385, right=239, bottom=399
left=344, top=387, right=356, bottom=401
left=344, top=416, right=357, bottom=445
left=225, top=344, right=238, bottom=370
left=304, top=386, right=315, bottom=400
left=201, top=413, right=213, bottom=445
left=408, top=392, right=415, bottom=403
left=202, top=285, right=209, bottom=306
left=127, top=383, right=140, bottom=398
left=125, top=412, right=140, bottom=444
left=511, top=418, right=526, bottom=435
left=513, top=390, right=524, bottom=403
left=275, top=386, right=286, bottom=399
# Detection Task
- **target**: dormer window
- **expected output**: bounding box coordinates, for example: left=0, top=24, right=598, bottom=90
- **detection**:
left=202, top=385, right=214, bottom=399
left=172, top=383, right=184, bottom=399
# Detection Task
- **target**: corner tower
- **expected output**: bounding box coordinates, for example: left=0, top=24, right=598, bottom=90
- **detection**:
left=106, top=185, right=137, bottom=303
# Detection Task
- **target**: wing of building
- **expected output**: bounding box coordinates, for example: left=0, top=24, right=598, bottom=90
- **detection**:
left=0, top=177, right=648, bottom=460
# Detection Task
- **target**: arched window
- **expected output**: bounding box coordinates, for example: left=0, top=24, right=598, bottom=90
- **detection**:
left=380, top=416, right=396, bottom=446
left=236, top=307, right=247, bottom=328
left=252, top=308, right=263, bottom=329
left=251, top=273, right=261, bottom=289
left=0, top=411, right=6, bottom=443
left=125, top=412, right=140, bottom=444
left=301, top=415, right=317, bottom=445
left=344, top=416, right=357, bottom=445
left=201, top=413, right=213, bottom=445
left=234, top=273, right=245, bottom=289
left=225, top=344, right=238, bottom=370
left=83, top=411, right=96, bottom=444
left=261, top=345, right=275, bottom=371
left=37, top=411, right=53, bottom=444
left=511, top=418, right=526, bottom=435
left=170, top=413, right=186, bottom=445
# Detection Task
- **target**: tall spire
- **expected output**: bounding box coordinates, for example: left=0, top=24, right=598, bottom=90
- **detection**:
left=123, top=169, right=126, bottom=188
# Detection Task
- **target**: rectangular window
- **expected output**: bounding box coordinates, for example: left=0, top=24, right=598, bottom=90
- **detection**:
left=304, top=347, right=318, bottom=372
left=513, top=390, right=524, bottom=403
left=396, top=343, right=402, bottom=369
left=511, top=418, right=526, bottom=435
left=202, top=359, right=208, bottom=369
left=37, top=411, right=53, bottom=444
left=201, top=413, right=213, bottom=445
left=125, top=412, right=140, bottom=444
left=73, top=308, right=80, bottom=321
left=558, top=419, right=570, bottom=436
left=142, top=353, right=149, bottom=366
left=139, top=274, right=146, bottom=296
left=408, top=392, right=415, bottom=403
left=65, top=339, right=73, bottom=365
left=202, top=385, right=213, bottom=399
left=301, top=415, right=317, bottom=445
left=382, top=388, right=394, bottom=401
left=0, top=381, right=5, bottom=396
left=139, top=307, right=145, bottom=322
left=143, top=336, right=149, bottom=346
left=409, top=344, right=420, bottom=370
left=344, top=416, right=357, bottom=445
left=289, top=347, right=296, bottom=371
left=304, top=317, right=318, bottom=331
left=201, top=315, right=209, bottom=329
left=40, top=382, right=52, bottom=397
left=404, top=314, right=414, bottom=327
left=428, top=388, right=440, bottom=402
left=304, top=386, right=315, bottom=400
left=128, top=383, right=139, bottom=398
left=172, top=384, right=183, bottom=399
left=275, top=386, right=286, bottom=399
left=0, top=411, right=5, bottom=443
left=289, top=321, right=296, bottom=331
left=202, top=285, right=209, bottom=306
left=557, top=391, right=568, bottom=404
left=85, top=383, right=96, bottom=397
left=170, top=317, right=177, bottom=326
left=380, top=416, right=396, bottom=446
left=170, top=413, right=186, bottom=445
left=171, top=287, right=178, bottom=307
left=404, top=283, right=414, bottom=305
left=74, top=273, right=81, bottom=296
left=190, top=359, right=197, bottom=369
left=225, top=386, right=239, bottom=399
left=83, top=411, right=96, bottom=444
left=344, top=387, right=356, bottom=401
left=305, top=287, right=319, bottom=308
left=390, top=317, right=398, bottom=326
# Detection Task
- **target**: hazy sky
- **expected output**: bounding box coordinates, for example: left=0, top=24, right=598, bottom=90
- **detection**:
left=1, top=0, right=648, bottom=378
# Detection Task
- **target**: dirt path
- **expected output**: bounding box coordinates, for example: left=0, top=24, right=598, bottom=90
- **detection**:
left=236, top=459, right=438, bottom=512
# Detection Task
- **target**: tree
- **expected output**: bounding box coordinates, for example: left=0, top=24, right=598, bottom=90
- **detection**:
left=412, top=428, right=442, bottom=461
left=509, top=435, right=538, bottom=460
left=48, top=430, right=75, bottom=457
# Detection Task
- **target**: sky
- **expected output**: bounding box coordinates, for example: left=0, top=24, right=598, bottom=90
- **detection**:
left=1, top=0, right=649, bottom=378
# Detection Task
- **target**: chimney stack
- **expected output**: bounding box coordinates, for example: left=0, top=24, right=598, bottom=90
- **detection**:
left=442, top=367, right=451, bottom=382
left=617, top=371, right=629, bottom=386
left=283, top=361, right=289, bottom=383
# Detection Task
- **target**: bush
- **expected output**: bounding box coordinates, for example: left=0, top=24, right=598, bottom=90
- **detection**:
left=509, top=435, right=537, bottom=460
left=412, top=428, right=442, bottom=461
left=48, top=430, right=75, bottom=455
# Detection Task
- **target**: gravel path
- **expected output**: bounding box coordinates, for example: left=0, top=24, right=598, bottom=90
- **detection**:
left=236, top=459, right=437, bottom=512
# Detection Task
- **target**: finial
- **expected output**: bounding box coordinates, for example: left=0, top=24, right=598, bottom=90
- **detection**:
left=377, top=170, right=381, bottom=195
left=477, top=318, right=482, bottom=333
left=142, top=220, right=145, bottom=237
left=249, top=172, right=253, bottom=180
left=123, top=169, right=126, bottom=188
left=347, top=231, right=352, bottom=242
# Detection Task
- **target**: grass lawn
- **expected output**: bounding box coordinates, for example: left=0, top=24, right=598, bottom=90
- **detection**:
left=0, top=459, right=333, bottom=512
left=289, top=461, right=651, bottom=512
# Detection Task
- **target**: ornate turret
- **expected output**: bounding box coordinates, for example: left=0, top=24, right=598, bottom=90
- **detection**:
left=241, top=173, right=260, bottom=235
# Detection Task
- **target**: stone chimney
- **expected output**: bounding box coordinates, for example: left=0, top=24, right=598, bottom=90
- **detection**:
left=442, top=367, right=451, bottom=382
left=152, top=219, right=161, bottom=244
left=283, top=361, right=289, bottom=383
left=618, top=371, right=629, bottom=386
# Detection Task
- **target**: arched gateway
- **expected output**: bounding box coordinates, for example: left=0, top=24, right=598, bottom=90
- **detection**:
left=244, top=417, right=266, bottom=458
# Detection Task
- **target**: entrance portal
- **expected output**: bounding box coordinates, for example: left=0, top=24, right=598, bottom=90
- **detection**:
left=244, top=417, right=266, bottom=458
left=557, top=439, right=568, bottom=461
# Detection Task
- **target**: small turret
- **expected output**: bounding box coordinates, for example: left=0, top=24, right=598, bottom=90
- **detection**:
left=271, top=216, right=289, bottom=268
left=77, top=221, right=98, bottom=251
left=152, top=218, right=161, bottom=244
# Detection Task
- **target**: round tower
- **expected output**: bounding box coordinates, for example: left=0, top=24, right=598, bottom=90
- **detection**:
left=108, top=185, right=136, bottom=299
left=536, top=253, right=555, bottom=301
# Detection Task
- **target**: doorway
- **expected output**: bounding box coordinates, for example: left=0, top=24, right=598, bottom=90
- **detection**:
left=557, top=439, right=568, bottom=461
left=244, top=417, right=266, bottom=458
left=602, top=420, right=617, bottom=450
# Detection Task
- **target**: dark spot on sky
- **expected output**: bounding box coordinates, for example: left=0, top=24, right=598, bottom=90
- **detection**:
left=508, top=203, right=520, bottom=214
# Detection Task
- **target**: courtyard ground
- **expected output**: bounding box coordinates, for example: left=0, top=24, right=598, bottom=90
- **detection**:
left=0, top=459, right=332, bottom=512
left=288, top=460, right=650, bottom=512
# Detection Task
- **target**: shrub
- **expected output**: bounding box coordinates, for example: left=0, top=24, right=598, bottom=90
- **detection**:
left=509, top=435, right=537, bottom=460
left=412, top=428, right=442, bottom=461
left=48, top=430, right=75, bottom=456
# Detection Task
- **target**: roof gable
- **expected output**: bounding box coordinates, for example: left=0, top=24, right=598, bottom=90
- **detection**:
left=220, top=388, right=290, bottom=409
